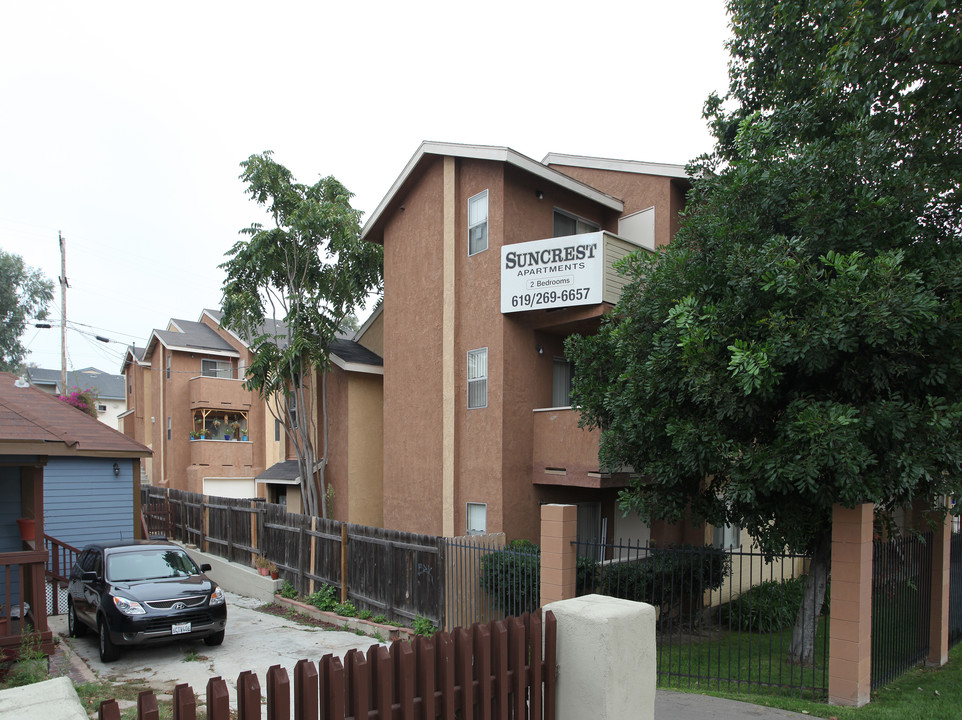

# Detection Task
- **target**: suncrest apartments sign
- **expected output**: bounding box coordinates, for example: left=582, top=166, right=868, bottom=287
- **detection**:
left=501, top=232, right=604, bottom=313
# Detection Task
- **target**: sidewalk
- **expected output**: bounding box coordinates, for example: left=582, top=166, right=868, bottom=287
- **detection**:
left=656, top=690, right=815, bottom=719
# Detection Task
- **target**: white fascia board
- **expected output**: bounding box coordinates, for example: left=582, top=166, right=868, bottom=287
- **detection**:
left=354, top=303, right=383, bottom=342
left=361, top=141, right=623, bottom=240
left=542, top=152, right=690, bottom=180
left=330, top=353, right=384, bottom=375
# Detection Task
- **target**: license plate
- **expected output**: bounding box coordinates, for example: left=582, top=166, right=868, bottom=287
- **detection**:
left=171, top=621, right=191, bottom=635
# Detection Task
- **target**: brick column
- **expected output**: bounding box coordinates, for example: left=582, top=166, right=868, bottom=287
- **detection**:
left=927, top=508, right=952, bottom=667
left=829, top=502, right=873, bottom=707
left=540, top=504, right=577, bottom=607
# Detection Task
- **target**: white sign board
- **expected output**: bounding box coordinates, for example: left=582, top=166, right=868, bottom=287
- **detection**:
left=501, top=232, right=604, bottom=313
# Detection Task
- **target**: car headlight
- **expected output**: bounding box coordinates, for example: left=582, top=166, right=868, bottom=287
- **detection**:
left=111, top=595, right=146, bottom=616
left=209, top=587, right=225, bottom=606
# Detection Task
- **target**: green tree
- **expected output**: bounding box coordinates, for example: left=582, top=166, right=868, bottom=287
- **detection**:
left=220, top=152, right=382, bottom=518
left=567, top=0, right=961, bottom=665
left=0, top=250, right=54, bottom=372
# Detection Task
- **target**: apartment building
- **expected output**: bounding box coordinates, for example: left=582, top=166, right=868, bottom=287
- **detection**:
left=361, top=142, right=690, bottom=543
left=120, top=310, right=383, bottom=524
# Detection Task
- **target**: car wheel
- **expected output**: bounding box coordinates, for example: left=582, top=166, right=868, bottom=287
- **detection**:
left=68, top=600, right=87, bottom=638
left=203, top=630, right=225, bottom=646
left=98, top=618, right=120, bottom=662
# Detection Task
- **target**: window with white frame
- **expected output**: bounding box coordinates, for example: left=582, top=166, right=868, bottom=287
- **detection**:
left=466, top=503, right=487, bottom=535
left=288, top=394, right=298, bottom=428
left=553, top=209, right=599, bottom=238
left=467, top=348, right=487, bottom=409
left=468, top=190, right=488, bottom=255
left=201, top=358, right=232, bottom=378
left=713, top=522, right=742, bottom=550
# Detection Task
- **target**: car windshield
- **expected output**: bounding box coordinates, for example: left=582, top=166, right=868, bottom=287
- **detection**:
left=106, top=549, right=200, bottom=582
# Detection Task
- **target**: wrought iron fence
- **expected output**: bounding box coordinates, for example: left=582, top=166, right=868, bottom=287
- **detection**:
left=871, top=530, right=933, bottom=689
left=950, top=529, right=962, bottom=649
left=574, top=538, right=826, bottom=700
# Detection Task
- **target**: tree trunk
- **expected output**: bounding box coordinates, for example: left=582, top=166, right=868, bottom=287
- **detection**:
left=788, top=529, right=831, bottom=665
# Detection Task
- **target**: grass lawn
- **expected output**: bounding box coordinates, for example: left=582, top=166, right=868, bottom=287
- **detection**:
left=657, top=620, right=830, bottom=700
left=667, top=642, right=962, bottom=719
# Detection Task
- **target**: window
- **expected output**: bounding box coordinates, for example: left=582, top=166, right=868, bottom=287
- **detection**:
left=201, top=358, right=232, bottom=378
left=167, top=417, right=171, bottom=441
left=166, top=354, right=171, bottom=379
left=552, top=357, right=573, bottom=408
left=468, top=190, right=488, bottom=255
left=288, top=394, right=298, bottom=428
left=97, top=403, right=107, bottom=413
left=275, top=419, right=281, bottom=442
left=466, top=503, right=487, bottom=535
left=553, top=209, right=599, bottom=238
left=713, top=523, right=741, bottom=550
left=467, top=348, right=487, bottom=409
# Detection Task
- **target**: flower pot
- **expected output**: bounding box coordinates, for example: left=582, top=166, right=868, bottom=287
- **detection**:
left=242, top=435, right=248, bottom=441
left=258, top=567, right=269, bottom=576
left=270, top=571, right=278, bottom=580
left=224, top=434, right=231, bottom=441
left=17, top=518, right=36, bottom=543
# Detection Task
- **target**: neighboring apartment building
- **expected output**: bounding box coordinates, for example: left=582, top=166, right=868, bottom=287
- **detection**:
left=120, top=310, right=383, bottom=525
left=360, top=142, right=691, bottom=544
left=27, top=366, right=128, bottom=429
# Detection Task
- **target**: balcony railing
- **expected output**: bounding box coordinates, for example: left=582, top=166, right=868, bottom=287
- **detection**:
left=190, top=437, right=254, bottom=467
left=189, top=375, right=254, bottom=411
left=531, top=407, right=628, bottom=489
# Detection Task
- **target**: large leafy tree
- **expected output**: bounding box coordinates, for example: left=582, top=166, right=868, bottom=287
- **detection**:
left=0, top=249, right=54, bottom=372
left=567, top=0, right=961, bottom=664
left=220, top=152, right=382, bottom=518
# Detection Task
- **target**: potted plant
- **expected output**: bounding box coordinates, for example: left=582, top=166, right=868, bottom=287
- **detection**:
left=241, top=427, right=248, bottom=441
left=210, top=419, right=221, bottom=439
left=268, top=562, right=278, bottom=580
left=254, top=556, right=271, bottom=576
left=229, top=420, right=242, bottom=440
left=189, top=430, right=201, bottom=441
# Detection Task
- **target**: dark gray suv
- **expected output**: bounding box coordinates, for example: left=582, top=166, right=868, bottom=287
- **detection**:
left=67, top=539, right=227, bottom=662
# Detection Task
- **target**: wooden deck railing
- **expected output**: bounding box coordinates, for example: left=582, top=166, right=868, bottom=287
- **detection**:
left=43, top=533, right=82, bottom=616
left=98, top=611, right=556, bottom=720
left=0, top=550, right=54, bottom=660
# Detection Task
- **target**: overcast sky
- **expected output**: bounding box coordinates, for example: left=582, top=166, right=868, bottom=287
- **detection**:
left=0, top=1, right=732, bottom=377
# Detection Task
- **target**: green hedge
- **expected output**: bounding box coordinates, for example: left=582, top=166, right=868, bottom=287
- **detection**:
left=479, top=540, right=540, bottom=615
left=719, top=576, right=829, bottom=632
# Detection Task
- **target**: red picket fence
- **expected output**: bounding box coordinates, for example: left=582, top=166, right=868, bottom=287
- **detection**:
left=98, top=611, right=556, bottom=720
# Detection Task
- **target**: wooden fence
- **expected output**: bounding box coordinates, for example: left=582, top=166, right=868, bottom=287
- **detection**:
left=98, top=612, right=556, bottom=720
left=142, top=487, right=443, bottom=626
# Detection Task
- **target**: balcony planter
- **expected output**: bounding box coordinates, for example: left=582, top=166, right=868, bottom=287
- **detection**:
left=223, top=434, right=231, bottom=441
left=242, top=435, right=248, bottom=441
left=16, top=518, right=36, bottom=542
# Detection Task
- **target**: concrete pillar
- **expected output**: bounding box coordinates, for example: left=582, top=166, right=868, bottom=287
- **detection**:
left=927, top=508, right=952, bottom=667
left=829, top=502, right=873, bottom=707
left=540, top=504, right=577, bottom=607
left=545, top=595, right=656, bottom=720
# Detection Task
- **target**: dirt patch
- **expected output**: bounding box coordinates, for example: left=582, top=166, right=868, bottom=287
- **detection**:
left=255, top=602, right=343, bottom=630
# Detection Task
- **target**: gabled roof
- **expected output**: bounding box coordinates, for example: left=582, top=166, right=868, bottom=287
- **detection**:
left=143, top=318, right=239, bottom=360
left=202, top=309, right=287, bottom=351
left=361, top=141, right=625, bottom=244
left=256, top=460, right=302, bottom=483
left=27, top=367, right=125, bottom=400
left=0, top=372, right=150, bottom=457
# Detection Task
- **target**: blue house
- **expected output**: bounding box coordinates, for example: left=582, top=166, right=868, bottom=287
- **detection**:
left=0, top=372, right=150, bottom=658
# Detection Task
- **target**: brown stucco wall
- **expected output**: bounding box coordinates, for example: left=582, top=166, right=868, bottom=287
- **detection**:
left=382, top=156, right=447, bottom=534
left=357, top=309, right=384, bottom=357
left=347, top=372, right=383, bottom=527
left=545, top=164, right=684, bottom=248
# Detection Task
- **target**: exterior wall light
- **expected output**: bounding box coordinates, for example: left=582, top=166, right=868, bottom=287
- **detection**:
left=113, top=462, right=120, bottom=477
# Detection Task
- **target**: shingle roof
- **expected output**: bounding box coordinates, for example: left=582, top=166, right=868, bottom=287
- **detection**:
left=145, top=319, right=239, bottom=358
left=330, top=339, right=383, bottom=368
left=27, top=367, right=125, bottom=399
left=255, top=460, right=302, bottom=482
left=0, top=373, right=151, bottom=457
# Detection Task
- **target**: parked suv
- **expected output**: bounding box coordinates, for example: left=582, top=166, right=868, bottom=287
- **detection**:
left=67, top=539, right=227, bottom=662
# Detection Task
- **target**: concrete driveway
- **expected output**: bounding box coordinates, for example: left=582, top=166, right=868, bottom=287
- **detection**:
left=51, top=591, right=381, bottom=701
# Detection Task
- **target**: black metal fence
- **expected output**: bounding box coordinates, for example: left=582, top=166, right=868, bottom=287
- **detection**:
left=871, top=530, right=933, bottom=690
left=574, top=538, right=827, bottom=700
left=950, top=529, right=962, bottom=649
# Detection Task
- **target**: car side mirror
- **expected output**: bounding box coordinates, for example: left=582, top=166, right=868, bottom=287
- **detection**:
left=200, top=563, right=212, bottom=572
left=82, top=571, right=98, bottom=582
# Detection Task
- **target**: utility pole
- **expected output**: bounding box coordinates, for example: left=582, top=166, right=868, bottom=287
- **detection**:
left=59, top=232, right=68, bottom=393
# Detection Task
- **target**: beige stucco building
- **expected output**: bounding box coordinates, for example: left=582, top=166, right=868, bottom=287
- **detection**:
left=361, top=142, right=691, bottom=543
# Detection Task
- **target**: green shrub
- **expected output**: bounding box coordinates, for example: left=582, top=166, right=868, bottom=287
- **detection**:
left=280, top=581, right=297, bottom=599
left=412, top=615, right=436, bottom=637
left=479, top=540, right=540, bottom=615
left=358, top=609, right=372, bottom=620
left=334, top=601, right=357, bottom=617
left=306, top=584, right=338, bottom=612
left=719, top=576, right=827, bottom=632
left=372, top=614, right=387, bottom=624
